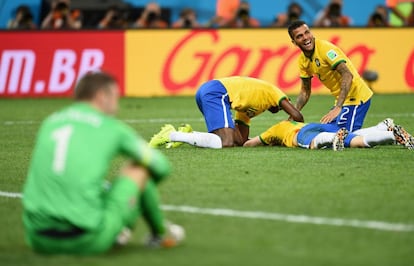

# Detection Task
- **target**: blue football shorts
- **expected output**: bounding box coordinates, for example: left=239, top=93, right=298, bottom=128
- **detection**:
left=328, top=99, right=371, bottom=132
left=195, top=80, right=234, bottom=132
left=297, top=123, right=357, bottom=148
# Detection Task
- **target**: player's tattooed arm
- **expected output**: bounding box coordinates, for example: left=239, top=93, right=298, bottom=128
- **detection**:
left=335, top=62, right=353, bottom=108
left=296, top=77, right=312, bottom=110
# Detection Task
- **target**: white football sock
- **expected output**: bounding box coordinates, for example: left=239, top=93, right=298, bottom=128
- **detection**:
left=362, top=131, right=394, bottom=147
left=354, top=121, right=389, bottom=135
left=170, top=131, right=222, bottom=149
left=312, top=132, right=336, bottom=149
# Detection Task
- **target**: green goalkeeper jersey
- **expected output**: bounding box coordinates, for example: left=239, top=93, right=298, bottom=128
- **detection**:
left=23, top=103, right=171, bottom=231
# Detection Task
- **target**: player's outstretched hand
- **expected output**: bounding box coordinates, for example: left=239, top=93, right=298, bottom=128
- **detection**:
left=320, top=106, right=341, bottom=124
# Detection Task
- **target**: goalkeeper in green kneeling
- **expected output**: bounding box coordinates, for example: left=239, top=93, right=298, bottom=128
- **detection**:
left=22, top=72, right=184, bottom=255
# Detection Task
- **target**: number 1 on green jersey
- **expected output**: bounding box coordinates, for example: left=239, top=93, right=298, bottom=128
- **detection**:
left=51, top=125, right=73, bottom=174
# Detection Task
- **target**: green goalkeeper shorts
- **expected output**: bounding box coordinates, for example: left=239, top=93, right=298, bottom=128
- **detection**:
left=24, top=177, right=140, bottom=254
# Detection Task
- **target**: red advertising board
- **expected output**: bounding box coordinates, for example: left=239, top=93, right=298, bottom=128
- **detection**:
left=2, top=29, right=413, bottom=98
left=0, top=31, right=124, bottom=97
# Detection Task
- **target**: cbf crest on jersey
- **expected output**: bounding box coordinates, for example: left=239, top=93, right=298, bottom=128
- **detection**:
left=315, top=58, right=320, bottom=67
left=327, top=49, right=338, bottom=61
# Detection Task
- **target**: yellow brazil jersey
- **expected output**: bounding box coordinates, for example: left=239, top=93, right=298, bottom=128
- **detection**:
left=217, top=76, right=288, bottom=126
left=259, top=120, right=306, bottom=147
left=298, top=38, right=373, bottom=106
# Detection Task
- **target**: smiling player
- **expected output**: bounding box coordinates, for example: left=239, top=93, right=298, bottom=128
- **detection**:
left=288, top=20, right=373, bottom=132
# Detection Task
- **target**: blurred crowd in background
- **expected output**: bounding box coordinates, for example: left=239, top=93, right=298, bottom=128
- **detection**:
left=4, top=0, right=414, bottom=30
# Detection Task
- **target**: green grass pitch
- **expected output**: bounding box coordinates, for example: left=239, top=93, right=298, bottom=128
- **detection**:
left=0, top=94, right=413, bottom=266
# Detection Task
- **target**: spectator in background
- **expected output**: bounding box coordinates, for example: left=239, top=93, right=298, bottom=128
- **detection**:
left=386, top=0, right=414, bottom=26
left=409, top=4, right=414, bottom=25
left=41, top=0, right=82, bottom=29
left=207, top=0, right=240, bottom=27
left=172, top=8, right=202, bottom=28
left=272, top=2, right=303, bottom=27
left=7, top=5, right=37, bottom=29
left=221, top=1, right=260, bottom=28
left=367, top=5, right=389, bottom=27
left=98, top=5, right=128, bottom=29
left=133, top=2, right=168, bottom=28
left=313, top=0, right=352, bottom=27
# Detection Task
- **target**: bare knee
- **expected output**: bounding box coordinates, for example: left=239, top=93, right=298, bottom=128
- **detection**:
left=221, top=139, right=235, bottom=147
left=213, top=128, right=239, bottom=147
left=122, top=163, right=148, bottom=190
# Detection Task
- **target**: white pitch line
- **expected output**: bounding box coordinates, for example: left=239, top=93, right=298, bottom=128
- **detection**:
left=162, top=205, right=414, bottom=232
left=1, top=191, right=413, bottom=232
left=3, top=113, right=414, bottom=126
left=0, top=191, right=22, bottom=198
left=2, top=118, right=204, bottom=126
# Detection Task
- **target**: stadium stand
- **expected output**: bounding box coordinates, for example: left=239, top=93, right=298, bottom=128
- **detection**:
left=0, top=0, right=407, bottom=29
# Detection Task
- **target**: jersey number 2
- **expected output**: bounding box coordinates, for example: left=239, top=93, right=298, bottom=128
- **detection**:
left=51, top=125, right=73, bottom=174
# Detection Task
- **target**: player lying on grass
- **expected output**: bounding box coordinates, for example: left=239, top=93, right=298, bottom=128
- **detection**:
left=243, top=118, right=414, bottom=150
left=22, top=72, right=184, bottom=255
left=149, top=76, right=304, bottom=149
left=147, top=118, right=414, bottom=150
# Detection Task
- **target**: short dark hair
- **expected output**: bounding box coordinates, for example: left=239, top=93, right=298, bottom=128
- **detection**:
left=287, top=20, right=307, bottom=39
left=74, top=72, right=117, bottom=100
left=16, top=5, right=31, bottom=16
left=288, top=2, right=302, bottom=14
